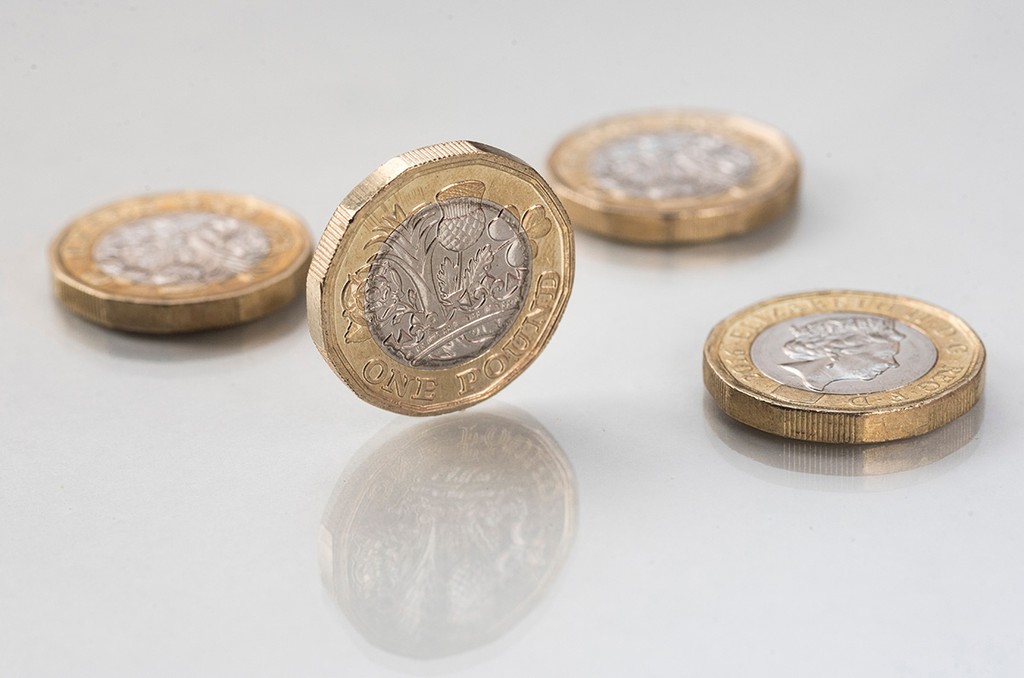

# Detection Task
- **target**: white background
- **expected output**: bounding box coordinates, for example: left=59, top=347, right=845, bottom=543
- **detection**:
left=3, top=1, right=1022, bottom=676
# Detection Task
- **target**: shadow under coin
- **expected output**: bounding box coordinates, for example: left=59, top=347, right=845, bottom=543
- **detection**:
left=55, top=294, right=307, bottom=362
left=576, top=200, right=800, bottom=271
left=320, top=407, right=577, bottom=662
left=703, top=394, right=984, bottom=491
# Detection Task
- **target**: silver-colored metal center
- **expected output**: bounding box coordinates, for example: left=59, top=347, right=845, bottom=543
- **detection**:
left=750, top=312, right=938, bottom=395
left=365, top=197, right=531, bottom=368
left=93, top=212, right=270, bottom=286
left=589, top=130, right=755, bottom=199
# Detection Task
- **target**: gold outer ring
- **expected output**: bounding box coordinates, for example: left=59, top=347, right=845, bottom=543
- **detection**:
left=703, top=290, right=985, bottom=443
left=307, top=141, right=575, bottom=416
left=547, top=110, right=800, bottom=244
left=49, top=191, right=312, bottom=333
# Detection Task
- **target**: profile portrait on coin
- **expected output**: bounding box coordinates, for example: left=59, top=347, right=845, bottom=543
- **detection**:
left=779, top=315, right=906, bottom=392
left=704, top=291, right=985, bottom=443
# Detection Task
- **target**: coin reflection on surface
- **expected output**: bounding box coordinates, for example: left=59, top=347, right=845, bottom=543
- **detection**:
left=320, top=408, right=576, bottom=660
left=704, top=394, right=983, bottom=487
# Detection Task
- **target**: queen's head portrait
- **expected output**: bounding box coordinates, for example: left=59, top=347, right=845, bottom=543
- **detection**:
left=779, top=315, right=906, bottom=392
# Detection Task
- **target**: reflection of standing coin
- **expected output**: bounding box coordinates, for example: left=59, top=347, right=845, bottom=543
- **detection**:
left=320, top=408, right=576, bottom=659
left=703, top=291, right=985, bottom=443
left=547, top=110, right=799, bottom=244
left=308, top=141, right=574, bottom=416
left=49, top=191, right=311, bottom=333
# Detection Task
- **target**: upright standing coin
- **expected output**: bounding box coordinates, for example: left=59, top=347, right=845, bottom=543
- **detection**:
left=49, top=191, right=311, bottom=333
left=703, top=290, right=985, bottom=443
left=307, top=141, right=575, bottom=416
left=547, top=110, right=799, bottom=244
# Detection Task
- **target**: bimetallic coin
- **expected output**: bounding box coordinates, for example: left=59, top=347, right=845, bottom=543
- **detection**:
left=548, top=110, right=799, bottom=244
left=49, top=192, right=311, bottom=333
left=308, top=141, right=575, bottom=415
left=703, top=291, right=985, bottom=443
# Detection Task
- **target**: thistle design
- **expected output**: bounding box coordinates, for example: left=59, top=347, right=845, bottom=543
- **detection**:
left=436, top=182, right=488, bottom=252
left=357, top=182, right=536, bottom=368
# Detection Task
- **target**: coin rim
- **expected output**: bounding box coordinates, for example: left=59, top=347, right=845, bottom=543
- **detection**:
left=703, top=290, right=986, bottom=443
left=547, top=109, right=800, bottom=244
left=307, top=141, right=575, bottom=416
left=49, top=191, right=312, bottom=333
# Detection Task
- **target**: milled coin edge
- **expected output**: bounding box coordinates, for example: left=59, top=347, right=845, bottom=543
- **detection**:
left=547, top=109, right=800, bottom=244
left=307, top=141, right=575, bottom=416
left=702, top=290, right=986, bottom=443
left=48, top=191, right=312, bottom=333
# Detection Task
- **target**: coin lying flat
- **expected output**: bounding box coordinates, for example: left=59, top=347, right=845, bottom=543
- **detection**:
left=49, top=191, right=311, bottom=333
left=308, top=141, right=575, bottom=416
left=703, top=290, right=985, bottom=443
left=706, top=392, right=983, bottom=480
left=547, top=110, right=799, bottom=244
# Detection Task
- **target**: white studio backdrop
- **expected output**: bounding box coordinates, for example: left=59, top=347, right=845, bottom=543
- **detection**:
left=2, top=2, right=1022, bottom=676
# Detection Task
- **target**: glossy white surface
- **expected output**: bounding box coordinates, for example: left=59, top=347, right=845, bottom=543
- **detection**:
left=2, top=2, right=1022, bottom=676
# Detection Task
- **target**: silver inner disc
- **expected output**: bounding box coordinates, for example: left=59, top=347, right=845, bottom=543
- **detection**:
left=365, top=197, right=531, bottom=369
left=93, top=212, right=270, bottom=286
left=750, top=312, right=938, bottom=395
left=589, top=130, right=755, bottom=199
